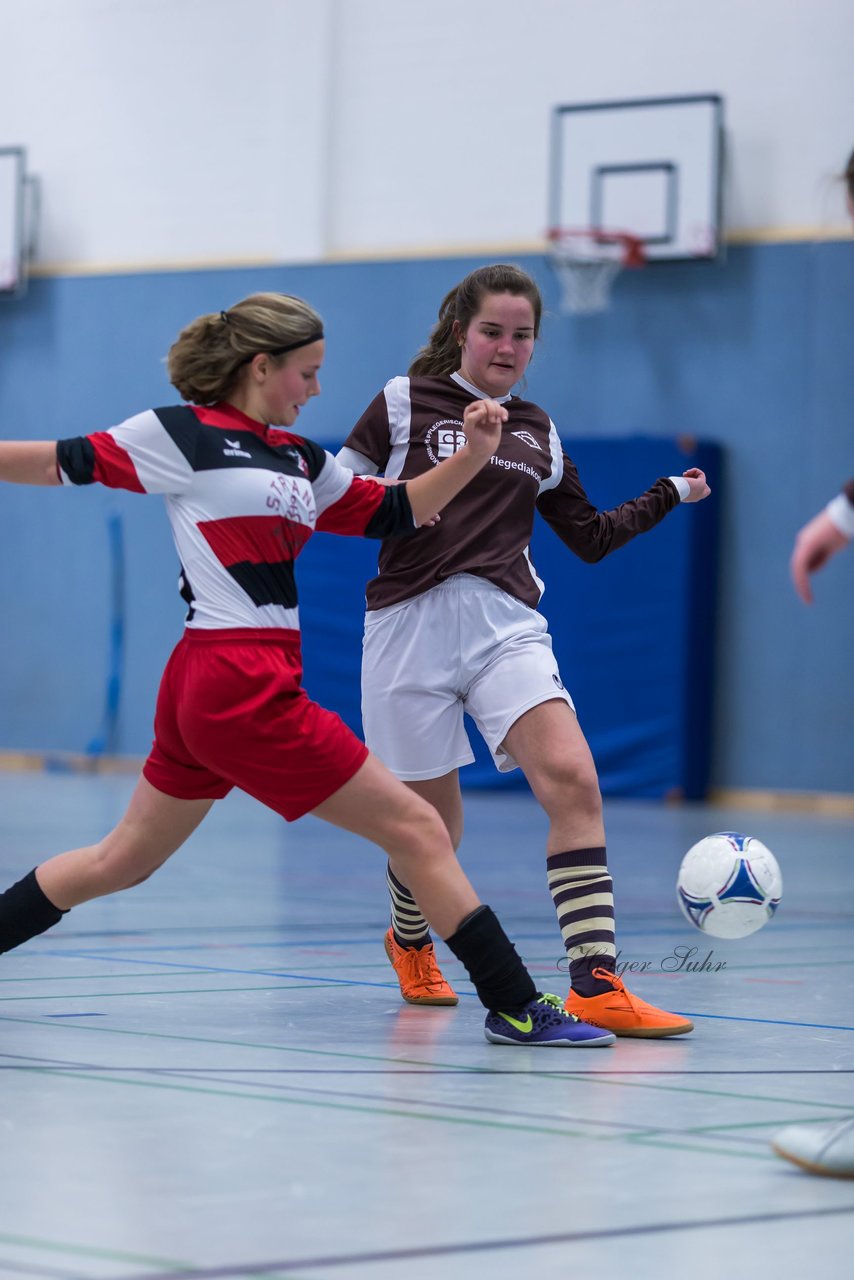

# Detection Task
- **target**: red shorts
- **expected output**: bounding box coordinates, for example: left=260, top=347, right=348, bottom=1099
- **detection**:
left=143, top=628, right=369, bottom=821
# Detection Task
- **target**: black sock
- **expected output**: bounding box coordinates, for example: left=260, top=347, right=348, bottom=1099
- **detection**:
left=0, top=869, right=67, bottom=954
left=444, top=905, right=536, bottom=1012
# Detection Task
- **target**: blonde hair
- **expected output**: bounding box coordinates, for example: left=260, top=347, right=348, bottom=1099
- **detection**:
left=409, top=264, right=542, bottom=378
left=167, top=292, right=323, bottom=404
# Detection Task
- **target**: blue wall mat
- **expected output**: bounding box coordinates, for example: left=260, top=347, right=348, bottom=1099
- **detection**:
left=0, top=240, right=851, bottom=790
left=299, top=438, right=721, bottom=800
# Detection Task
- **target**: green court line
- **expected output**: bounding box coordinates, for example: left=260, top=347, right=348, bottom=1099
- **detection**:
left=0, top=984, right=342, bottom=1002
left=0, top=971, right=205, bottom=984
left=624, top=1134, right=777, bottom=1160
left=3, top=1062, right=778, bottom=1161
left=2, top=1063, right=601, bottom=1140
left=0, top=1012, right=847, bottom=1114
left=682, top=1115, right=854, bottom=1135
left=0, top=1230, right=185, bottom=1269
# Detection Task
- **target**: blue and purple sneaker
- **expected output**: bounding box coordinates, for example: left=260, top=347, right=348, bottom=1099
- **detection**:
left=484, top=992, right=616, bottom=1047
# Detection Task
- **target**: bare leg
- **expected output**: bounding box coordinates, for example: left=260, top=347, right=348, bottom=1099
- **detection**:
left=37, top=776, right=215, bottom=910
left=501, top=699, right=604, bottom=854
left=406, top=772, right=465, bottom=851
left=311, top=755, right=478, bottom=941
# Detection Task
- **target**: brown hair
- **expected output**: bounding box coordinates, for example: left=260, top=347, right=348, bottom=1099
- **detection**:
left=167, top=292, right=323, bottom=405
left=408, top=264, right=543, bottom=378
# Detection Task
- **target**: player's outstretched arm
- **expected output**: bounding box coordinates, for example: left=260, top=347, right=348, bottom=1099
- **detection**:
left=0, top=441, right=61, bottom=486
left=404, top=398, right=506, bottom=526
left=790, top=510, right=850, bottom=605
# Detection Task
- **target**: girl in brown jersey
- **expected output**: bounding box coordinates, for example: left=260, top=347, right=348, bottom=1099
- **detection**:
left=340, top=263, right=711, bottom=1035
left=0, top=289, right=615, bottom=1049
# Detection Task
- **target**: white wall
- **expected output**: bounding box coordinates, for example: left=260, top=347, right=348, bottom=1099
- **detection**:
left=1, top=0, right=852, bottom=270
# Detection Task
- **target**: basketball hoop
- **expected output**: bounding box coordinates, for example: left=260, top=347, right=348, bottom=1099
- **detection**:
left=547, top=228, right=645, bottom=315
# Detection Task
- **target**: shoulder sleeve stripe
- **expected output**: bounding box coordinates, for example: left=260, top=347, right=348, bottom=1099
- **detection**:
left=537, top=419, right=564, bottom=494
left=312, top=449, right=357, bottom=516
left=152, top=406, right=200, bottom=465
left=337, top=446, right=379, bottom=476
left=108, top=409, right=195, bottom=494
left=384, top=376, right=412, bottom=481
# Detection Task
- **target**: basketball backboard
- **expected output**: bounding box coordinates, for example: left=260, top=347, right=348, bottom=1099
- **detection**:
left=549, top=95, right=724, bottom=262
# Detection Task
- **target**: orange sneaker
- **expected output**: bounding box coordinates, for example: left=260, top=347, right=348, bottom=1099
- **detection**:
left=384, top=928, right=459, bottom=1006
left=564, top=966, right=693, bottom=1038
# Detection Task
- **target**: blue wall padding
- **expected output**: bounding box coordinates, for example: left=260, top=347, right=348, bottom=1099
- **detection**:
left=299, top=438, right=721, bottom=800
left=0, top=240, right=851, bottom=791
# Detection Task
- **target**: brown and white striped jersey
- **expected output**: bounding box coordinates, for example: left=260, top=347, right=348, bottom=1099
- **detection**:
left=339, top=372, right=681, bottom=611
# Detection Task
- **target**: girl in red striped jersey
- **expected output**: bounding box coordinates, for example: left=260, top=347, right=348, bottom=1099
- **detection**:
left=0, top=290, right=614, bottom=1048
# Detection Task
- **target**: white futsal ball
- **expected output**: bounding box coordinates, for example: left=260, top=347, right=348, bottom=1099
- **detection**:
left=676, top=832, right=782, bottom=939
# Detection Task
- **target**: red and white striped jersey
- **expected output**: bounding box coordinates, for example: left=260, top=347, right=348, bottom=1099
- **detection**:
left=57, top=401, right=413, bottom=631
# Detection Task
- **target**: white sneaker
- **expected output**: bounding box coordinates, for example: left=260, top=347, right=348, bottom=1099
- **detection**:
left=772, top=1116, right=854, bottom=1178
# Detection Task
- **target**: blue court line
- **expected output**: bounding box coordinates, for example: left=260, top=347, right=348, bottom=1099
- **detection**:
left=680, top=1010, right=854, bottom=1032
left=33, top=949, right=854, bottom=1029
left=103, top=1205, right=854, bottom=1280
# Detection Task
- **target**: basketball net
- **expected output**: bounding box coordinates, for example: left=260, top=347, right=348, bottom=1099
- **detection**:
left=547, top=228, right=645, bottom=315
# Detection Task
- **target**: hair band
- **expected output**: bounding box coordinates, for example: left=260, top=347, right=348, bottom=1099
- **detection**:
left=268, top=330, right=324, bottom=355
left=235, top=330, right=324, bottom=368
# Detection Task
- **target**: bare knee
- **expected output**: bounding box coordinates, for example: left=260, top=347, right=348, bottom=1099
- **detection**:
left=385, top=793, right=455, bottom=876
left=537, top=756, right=602, bottom=824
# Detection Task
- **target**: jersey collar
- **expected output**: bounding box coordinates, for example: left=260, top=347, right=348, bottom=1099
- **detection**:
left=450, top=371, right=513, bottom=404
left=203, top=401, right=274, bottom=439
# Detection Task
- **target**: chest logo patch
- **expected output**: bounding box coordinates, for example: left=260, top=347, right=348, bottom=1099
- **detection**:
left=424, top=419, right=467, bottom=466
left=223, top=438, right=253, bottom=459
left=511, top=431, right=540, bottom=450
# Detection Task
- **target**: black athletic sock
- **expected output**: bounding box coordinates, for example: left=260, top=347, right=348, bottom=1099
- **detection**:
left=0, top=869, right=67, bottom=954
left=444, top=905, right=536, bottom=1012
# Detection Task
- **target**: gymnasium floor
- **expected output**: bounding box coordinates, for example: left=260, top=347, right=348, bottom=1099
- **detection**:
left=0, top=771, right=852, bottom=1280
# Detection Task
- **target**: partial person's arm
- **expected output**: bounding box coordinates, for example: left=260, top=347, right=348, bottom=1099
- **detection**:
left=0, top=441, right=61, bottom=486
left=790, top=479, right=854, bottom=604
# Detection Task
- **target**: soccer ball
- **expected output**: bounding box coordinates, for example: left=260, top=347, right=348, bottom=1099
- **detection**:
left=676, top=832, right=782, bottom=939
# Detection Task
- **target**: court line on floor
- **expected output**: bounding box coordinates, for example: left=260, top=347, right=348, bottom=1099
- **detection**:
left=24, top=952, right=854, bottom=1030
left=0, top=1061, right=782, bottom=1160
left=103, top=1205, right=854, bottom=1280
left=1, top=1016, right=849, bottom=1113
left=3, top=1055, right=850, bottom=1077
left=0, top=1231, right=185, bottom=1273
left=0, top=984, right=345, bottom=1002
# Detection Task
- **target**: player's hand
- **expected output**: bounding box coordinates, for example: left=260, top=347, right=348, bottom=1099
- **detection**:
left=682, top=468, right=710, bottom=503
left=462, top=398, right=507, bottom=460
left=790, top=510, right=849, bottom=604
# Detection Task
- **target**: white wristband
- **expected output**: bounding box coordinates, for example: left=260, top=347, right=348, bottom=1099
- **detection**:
left=826, top=493, right=854, bottom=540
left=668, top=476, right=691, bottom=502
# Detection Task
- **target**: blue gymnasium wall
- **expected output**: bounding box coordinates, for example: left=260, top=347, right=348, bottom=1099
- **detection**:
left=0, top=241, right=852, bottom=794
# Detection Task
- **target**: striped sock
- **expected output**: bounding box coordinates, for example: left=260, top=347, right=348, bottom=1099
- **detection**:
left=546, top=847, right=616, bottom=998
left=386, top=863, right=431, bottom=950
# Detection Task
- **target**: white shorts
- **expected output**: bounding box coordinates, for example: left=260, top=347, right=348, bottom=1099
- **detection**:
left=361, top=574, right=575, bottom=780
